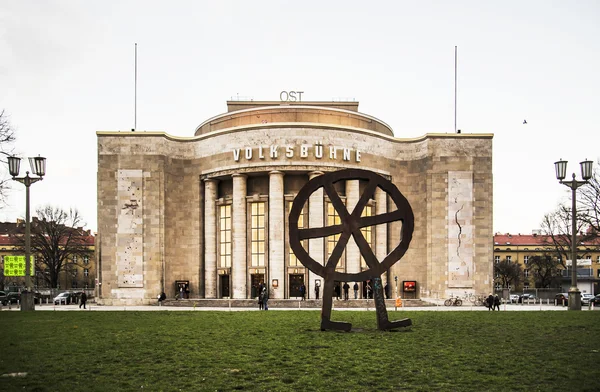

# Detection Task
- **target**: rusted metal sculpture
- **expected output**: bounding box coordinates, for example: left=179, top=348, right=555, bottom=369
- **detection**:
left=289, top=169, right=414, bottom=331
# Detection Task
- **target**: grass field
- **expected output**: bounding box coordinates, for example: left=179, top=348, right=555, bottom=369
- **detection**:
left=1, top=310, right=599, bottom=391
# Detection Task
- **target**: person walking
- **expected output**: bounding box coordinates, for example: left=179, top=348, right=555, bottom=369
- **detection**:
left=487, top=293, right=495, bottom=311
left=343, top=282, right=350, bottom=300
left=262, top=286, right=269, bottom=310
left=353, top=282, right=359, bottom=299
left=158, top=291, right=166, bottom=306
left=334, top=283, right=341, bottom=300
left=314, top=284, right=320, bottom=300
left=300, top=284, right=306, bottom=301
left=258, top=289, right=264, bottom=310
left=79, top=291, right=87, bottom=309
left=494, top=294, right=501, bottom=311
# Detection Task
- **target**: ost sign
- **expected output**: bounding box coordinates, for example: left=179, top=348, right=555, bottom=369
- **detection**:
left=280, top=90, right=304, bottom=102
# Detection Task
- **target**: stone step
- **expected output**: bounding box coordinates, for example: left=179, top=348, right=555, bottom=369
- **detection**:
left=159, top=298, right=432, bottom=308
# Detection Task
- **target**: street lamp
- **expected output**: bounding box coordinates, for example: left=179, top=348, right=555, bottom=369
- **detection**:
left=8, top=155, right=46, bottom=311
left=554, top=158, right=593, bottom=311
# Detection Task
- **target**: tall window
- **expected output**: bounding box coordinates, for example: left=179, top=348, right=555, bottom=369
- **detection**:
left=288, top=201, right=306, bottom=267
left=506, top=256, right=512, bottom=262
left=326, top=201, right=344, bottom=268
left=219, top=205, right=232, bottom=268
left=84, top=268, right=89, bottom=277
left=73, top=255, right=78, bottom=263
left=523, top=282, right=529, bottom=290
left=83, top=256, right=89, bottom=264
left=494, top=256, right=500, bottom=264
left=360, top=205, right=374, bottom=269
left=524, top=256, right=529, bottom=265
left=524, top=269, right=529, bottom=278
left=251, top=202, right=266, bottom=267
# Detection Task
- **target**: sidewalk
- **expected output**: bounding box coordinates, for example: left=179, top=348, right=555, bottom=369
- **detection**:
left=2, top=302, right=591, bottom=311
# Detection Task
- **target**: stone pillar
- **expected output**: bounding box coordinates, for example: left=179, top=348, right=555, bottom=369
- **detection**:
left=204, top=179, right=218, bottom=299
left=345, top=179, right=360, bottom=275
left=269, top=171, right=285, bottom=299
left=308, top=171, right=324, bottom=298
left=232, top=174, right=247, bottom=298
left=375, top=187, right=389, bottom=292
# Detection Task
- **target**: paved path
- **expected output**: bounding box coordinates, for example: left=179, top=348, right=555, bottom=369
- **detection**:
left=2, top=303, right=595, bottom=312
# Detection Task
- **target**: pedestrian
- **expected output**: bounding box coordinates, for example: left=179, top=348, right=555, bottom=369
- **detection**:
left=314, top=284, right=320, bottom=300
left=353, top=282, right=359, bottom=299
left=179, top=285, right=184, bottom=300
left=79, top=291, right=87, bottom=309
left=185, top=286, right=190, bottom=299
left=258, top=289, right=264, bottom=310
left=384, top=283, right=390, bottom=299
left=343, top=282, right=350, bottom=300
left=494, top=294, right=501, bottom=311
left=262, top=286, right=269, bottom=310
left=334, top=283, right=341, bottom=300
left=487, top=293, right=494, bottom=311
left=158, top=291, right=166, bottom=306
left=300, top=284, right=306, bottom=301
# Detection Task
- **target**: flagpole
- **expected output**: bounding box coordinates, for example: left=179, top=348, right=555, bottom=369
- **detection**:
left=134, top=43, right=137, bottom=131
left=454, top=45, right=457, bottom=133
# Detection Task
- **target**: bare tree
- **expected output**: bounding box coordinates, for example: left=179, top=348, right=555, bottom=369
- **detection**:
left=10, top=206, right=93, bottom=288
left=494, top=258, right=522, bottom=289
left=527, top=254, right=562, bottom=288
left=578, top=159, right=600, bottom=232
left=540, top=205, right=595, bottom=266
left=0, top=109, right=17, bottom=204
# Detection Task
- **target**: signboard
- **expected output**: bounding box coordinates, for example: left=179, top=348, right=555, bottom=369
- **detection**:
left=3, top=255, right=34, bottom=276
left=403, top=280, right=416, bottom=292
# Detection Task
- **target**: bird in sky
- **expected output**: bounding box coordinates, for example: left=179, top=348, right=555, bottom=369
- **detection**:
left=523, top=119, right=527, bottom=124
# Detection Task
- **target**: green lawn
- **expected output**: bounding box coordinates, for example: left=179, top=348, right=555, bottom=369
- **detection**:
left=1, top=310, right=599, bottom=391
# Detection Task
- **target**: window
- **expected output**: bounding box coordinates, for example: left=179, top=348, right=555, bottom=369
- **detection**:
left=250, top=202, right=266, bottom=267
left=597, top=256, right=600, bottom=264
left=326, top=200, right=345, bottom=268
left=494, top=283, right=501, bottom=291
left=506, top=256, right=512, bottom=262
left=494, top=256, right=500, bottom=264
left=84, top=269, right=89, bottom=277
left=360, top=204, right=374, bottom=269
left=287, top=201, right=306, bottom=267
left=219, top=205, right=232, bottom=268
left=83, top=256, right=89, bottom=264
left=524, top=282, right=530, bottom=290
left=73, top=255, right=78, bottom=263
left=524, top=269, right=529, bottom=278
left=524, top=256, right=529, bottom=265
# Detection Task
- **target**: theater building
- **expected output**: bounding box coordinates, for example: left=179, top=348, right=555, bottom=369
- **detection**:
left=96, top=98, right=494, bottom=305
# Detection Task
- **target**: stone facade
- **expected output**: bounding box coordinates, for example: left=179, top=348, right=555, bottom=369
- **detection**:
left=97, top=100, right=493, bottom=305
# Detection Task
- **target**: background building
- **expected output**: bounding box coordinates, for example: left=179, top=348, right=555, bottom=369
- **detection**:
left=493, top=232, right=600, bottom=295
left=97, top=98, right=494, bottom=305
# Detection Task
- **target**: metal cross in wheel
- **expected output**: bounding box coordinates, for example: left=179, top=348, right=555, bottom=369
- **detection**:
left=289, top=169, right=414, bottom=331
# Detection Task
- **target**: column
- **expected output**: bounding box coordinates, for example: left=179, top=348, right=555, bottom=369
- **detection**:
left=375, top=187, right=389, bottom=291
left=345, top=179, right=360, bottom=274
left=204, top=179, right=218, bottom=299
left=232, top=174, right=247, bottom=298
left=308, top=171, right=324, bottom=298
left=269, top=171, right=285, bottom=299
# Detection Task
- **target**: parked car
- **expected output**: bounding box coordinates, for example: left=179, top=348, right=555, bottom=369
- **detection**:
left=555, top=293, right=569, bottom=306
left=53, top=292, right=77, bottom=305
left=590, top=295, right=600, bottom=306
left=581, top=293, right=594, bottom=305
left=0, top=291, right=6, bottom=304
left=509, top=294, right=519, bottom=303
left=519, top=294, right=536, bottom=303
left=2, top=291, right=42, bottom=305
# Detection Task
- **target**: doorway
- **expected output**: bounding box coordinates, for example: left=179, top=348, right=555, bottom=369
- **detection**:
left=220, top=275, right=230, bottom=298
left=251, top=274, right=264, bottom=298
left=289, top=274, right=304, bottom=298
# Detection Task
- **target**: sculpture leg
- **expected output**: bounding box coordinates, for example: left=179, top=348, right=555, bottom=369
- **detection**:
left=320, top=276, right=351, bottom=332
left=372, top=277, right=411, bottom=331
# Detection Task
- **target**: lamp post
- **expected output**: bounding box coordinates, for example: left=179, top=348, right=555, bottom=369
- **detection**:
left=8, top=155, right=46, bottom=311
left=554, top=158, right=593, bottom=311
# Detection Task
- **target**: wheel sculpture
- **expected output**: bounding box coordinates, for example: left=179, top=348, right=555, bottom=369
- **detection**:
left=289, top=169, right=414, bottom=331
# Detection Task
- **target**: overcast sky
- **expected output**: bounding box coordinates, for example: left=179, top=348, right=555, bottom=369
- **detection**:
left=0, top=1, right=599, bottom=235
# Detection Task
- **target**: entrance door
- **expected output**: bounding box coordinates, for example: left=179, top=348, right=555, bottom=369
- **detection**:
left=289, top=274, right=304, bottom=298
left=251, top=274, right=264, bottom=298
left=220, top=275, right=230, bottom=298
